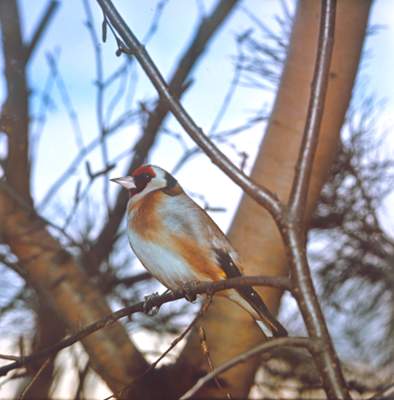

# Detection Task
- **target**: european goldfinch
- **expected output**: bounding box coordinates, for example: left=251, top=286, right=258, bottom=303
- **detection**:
left=111, top=165, right=287, bottom=337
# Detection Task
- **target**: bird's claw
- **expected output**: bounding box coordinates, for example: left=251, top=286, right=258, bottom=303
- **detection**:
left=143, top=292, right=161, bottom=316
left=182, top=282, right=199, bottom=303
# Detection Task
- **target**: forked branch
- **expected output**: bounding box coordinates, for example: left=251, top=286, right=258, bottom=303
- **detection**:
left=0, top=275, right=290, bottom=377
left=95, top=0, right=349, bottom=398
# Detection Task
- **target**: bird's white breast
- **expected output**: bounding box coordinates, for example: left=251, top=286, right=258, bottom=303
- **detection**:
left=127, top=194, right=205, bottom=290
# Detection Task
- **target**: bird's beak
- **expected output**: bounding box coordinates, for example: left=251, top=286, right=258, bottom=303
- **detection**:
left=110, top=176, right=136, bottom=190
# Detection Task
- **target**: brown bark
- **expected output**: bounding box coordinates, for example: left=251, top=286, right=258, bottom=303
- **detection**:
left=174, top=1, right=371, bottom=397
left=85, top=0, right=239, bottom=275
left=0, top=190, right=151, bottom=397
left=0, top=1, right=151, bottom=396
left=0, top=0, right=30, bottom=200
left=1, top=1, right=241, bottom=398
left=17, top=301, right=65, bottom=399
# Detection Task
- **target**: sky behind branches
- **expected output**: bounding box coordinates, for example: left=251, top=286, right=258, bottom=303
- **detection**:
left=0, top=0, right=392, bottom=334
left=0, top=0, right=393, bottom=397
left=3, top=0, right=391, bottom=225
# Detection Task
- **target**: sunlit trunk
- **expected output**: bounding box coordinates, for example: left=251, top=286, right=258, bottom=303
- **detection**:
left=173, top=1, right=371, bottom=397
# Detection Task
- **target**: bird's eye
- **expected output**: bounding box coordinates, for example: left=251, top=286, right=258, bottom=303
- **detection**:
left=134, top=172, right=153, bottom=191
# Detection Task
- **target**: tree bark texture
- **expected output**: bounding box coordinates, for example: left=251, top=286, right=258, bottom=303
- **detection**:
left=174, top=1, right=371, bottom=398
left=0, top=191, right=151, bottom=398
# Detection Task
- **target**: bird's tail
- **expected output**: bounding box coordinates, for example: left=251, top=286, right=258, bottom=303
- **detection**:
left=226, top=287, right=288, bottom=337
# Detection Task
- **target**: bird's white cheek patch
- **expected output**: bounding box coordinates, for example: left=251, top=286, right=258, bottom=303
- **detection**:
left=127, top=230, right=199, bottom=291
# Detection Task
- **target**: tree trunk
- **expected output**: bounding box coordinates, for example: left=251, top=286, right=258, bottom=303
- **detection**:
left=15, top=301, right=65, bottom=399
left=171, top=1, right=371, bottom=397
left=0, top=191, right=150, bottom=398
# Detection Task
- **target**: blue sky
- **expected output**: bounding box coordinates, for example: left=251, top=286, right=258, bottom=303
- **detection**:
left=0, top=0, right=392, bottom=313
left=1, top=0, right=390, bottom=232
left=0, top=1, right=393, bottom=396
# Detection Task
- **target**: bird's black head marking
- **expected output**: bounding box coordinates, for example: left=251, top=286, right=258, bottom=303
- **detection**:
left=130, top=165, right=155, bottom=196
left=162, top=171, right=181, bottom=196
left=165, top=172, right=177, bottom=189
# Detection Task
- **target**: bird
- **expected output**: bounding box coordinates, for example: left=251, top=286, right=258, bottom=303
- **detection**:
left=111, top=164, right=287, bottom=337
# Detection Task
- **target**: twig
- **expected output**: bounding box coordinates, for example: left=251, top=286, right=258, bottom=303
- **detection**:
left=288, top=0, right=335, bottom=219
left=96, top=0, right=285, bottom=226
left=146, top=297, right=211, bottom=373
left=24, top=0, right=59, bottom=63
left=74, top=359, right=90, bottom=400
left=180, top=337, right=319, bottom=399
left=281, top=1, right=350, bottom=399
left=368, top=381, right=394, bottom=400
left=105, top=296, right=215, bottom=400
left=0, top=354, right=19, bottom=361
left=95, top=1, right=349, bottom=398
left=17, top=357, right=52, bottom=400
left=198, top=325, right=231, bottom=399
left=88, top=0, right=243, bottom=272
left=0, top=275, right=290, bottom=377
left=83, top=0, right=110, bottom=212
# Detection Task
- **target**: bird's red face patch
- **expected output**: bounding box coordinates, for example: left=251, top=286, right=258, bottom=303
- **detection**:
left=129, top=165, right=156, bottom=198
left=132, top=165, right=156, bottom=178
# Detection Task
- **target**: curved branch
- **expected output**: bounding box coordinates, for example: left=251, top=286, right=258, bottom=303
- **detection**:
left=96, top=0, right=285, bottom=225
left=24, top=0, right=59, bottom=63
left=0, top=0, right=30, bottom=200
left=0, top=274, right=291, bottom=376
left=87, top=0, right=242, bottom=272
left=288, top=0, right=335, bottom=219
left=180, top=337, right=320, bottom=399
left=281, top=1, right=350, bottom=399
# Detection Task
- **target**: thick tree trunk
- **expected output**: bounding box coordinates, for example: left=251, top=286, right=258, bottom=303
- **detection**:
left=15, top=301, right=65, bottom=399
left=0, top=190, right=151, bottom=398
left=172, top=1, right=371, bottom=398
left=0, top=1, right=240, bottom=398
left=0, top=0, right=30, bottom=200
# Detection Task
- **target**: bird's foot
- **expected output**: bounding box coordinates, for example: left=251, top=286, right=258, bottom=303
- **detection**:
left=143, top=292, right=161, bottom=316
left=181, top=281, right=199, bottom=303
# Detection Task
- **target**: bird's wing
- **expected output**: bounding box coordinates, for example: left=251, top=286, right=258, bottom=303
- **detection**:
left=213, top=248, right=288, bottom=337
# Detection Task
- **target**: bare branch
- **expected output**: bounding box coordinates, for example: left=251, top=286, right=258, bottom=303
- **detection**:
left=96, top=0, right=285, bottom=225
left=288, top=0, right=335, bottom=220
left=17, top=357, right=52, bottom=400
left=180, top=337, right=319, bottom=399
left=83, top=0, right=110, bottom=211
left=0, top=274, right=291, bottom=377
left=0, top=0, right=30, bottom=200
left=87, top=0, right=241, bottom=272
left=94, top=1, right=351, bottom=398
left=24, top=0, right=59, bottom=63
left=198, top=325, right=231, bottom=399
left=278, top=1, right=350, bottom=398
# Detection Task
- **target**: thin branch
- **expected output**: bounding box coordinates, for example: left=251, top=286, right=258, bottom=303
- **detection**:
left=198, top=325, right=231, bottom=399
left=88, top=0, right=241, bottom=271
left=0, top=275, right=291, bottom=376
left=281, top=1, right=350, bottom=399
left=17, top=357, right=52, bottom=400
left=0, top=354, right=19, bottom=361
left=0, top=180, right=79, bottom=247
left=106, top=296, right=214, bottom=400
left=83, top=0, right=110, bottom=212
left=288, top=0, right=335, bottom=221
left=74, top=359, right=90, bottom=400
left=24, top=0, right=59, bottom=63
left=180, top=337, right=319, bottom=399
left=94, top=1, right=349, bottom=399
left=96, top=0, right=285, bottom=225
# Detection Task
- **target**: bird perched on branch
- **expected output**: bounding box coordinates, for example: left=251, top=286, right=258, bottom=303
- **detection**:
left=111, top=165, right=287, bottom=337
